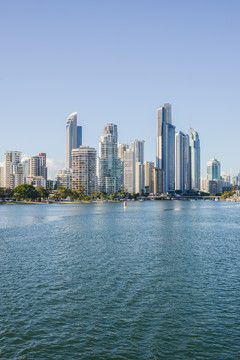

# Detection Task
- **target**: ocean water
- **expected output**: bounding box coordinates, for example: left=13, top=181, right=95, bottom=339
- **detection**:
left=0, top=200, right=239, bottom=359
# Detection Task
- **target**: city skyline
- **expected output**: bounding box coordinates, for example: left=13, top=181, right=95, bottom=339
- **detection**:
left=2, top=104, right=238, bottom=195
left=0, top=105, right=238, bottom=181
left=0, top=1, right=239, bottom=178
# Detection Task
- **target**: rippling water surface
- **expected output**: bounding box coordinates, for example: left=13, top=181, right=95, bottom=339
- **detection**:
left=0, top=201, right=240, bottom=359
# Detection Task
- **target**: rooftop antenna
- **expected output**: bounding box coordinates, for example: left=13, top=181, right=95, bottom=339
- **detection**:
left=189, top=113, right=192, bottom=130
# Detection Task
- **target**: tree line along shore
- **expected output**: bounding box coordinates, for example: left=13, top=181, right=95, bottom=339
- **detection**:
left=0, top=184, right=238, bottom=203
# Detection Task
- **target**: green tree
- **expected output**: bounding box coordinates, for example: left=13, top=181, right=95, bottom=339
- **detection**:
left=0, top=187, right=5, bottom=199
left=78, top=184, right=85, bottom=200
left=91, top=190, right=99, bottom=200
left=36, top=186, right=49, bottom=200
left=99, top=191, right=107, bottom=200
left=70, top=189, right=79, bottom=201
left=13, top=184, right=39, bottom=201
left=54, top=186, right=68, bottom=200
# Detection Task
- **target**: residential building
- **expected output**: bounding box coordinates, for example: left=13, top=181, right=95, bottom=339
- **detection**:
left=152, top=168, right=165, bottom=194
left=4, top=151, right=21, bottom=189
left=0, top=166, right=4, bottom=187
left=55, top=169, right=72, bottom=189
left=189, top=128, right=200, bottom=190
left=132, top=140, right=145, bottom=192
left=72, top=146, right=97, bottom=195
left=124, top=148, right=135, bottom=193
left=28, top=153, right=48, bottom=188
left=28, top=176, right=46, bottom=188
left=135, top=162, right=145, bottom=193
left=207, top=179, right=223, bottom=194
left=118, top=143, right=129, bottom=188
left=131, top=140, right=144, bottom=164
left=144, top=161, right=154, bottom=193
left=98, top=124, right=121, bottom=194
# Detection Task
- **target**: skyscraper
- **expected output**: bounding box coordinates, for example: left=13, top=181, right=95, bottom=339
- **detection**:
left=28, top=153, right=48, bottom=188
left=135, top=162, right=145, bottom=193
left=144, top=161, right=154, bottom=193
left=124, top=148, right=135, bottom=193
left=98, top=124, right=121, bottom=194
left=72, top=146, right=97, bottom=195
left=131, top=140, right=145, bottom=193
left=175, top=132, right=190, bottom=192
left=189, top=128, right=200, bottom=191
left=156, top=104, right=175, bottom=192
left=118, top=143, right=129, bottom=188
left=206, top=158, right=222, bottom=194
left=207, top=158, right=221, bottom=181
left=65, top=112, right=82, bottom=169
left=152, top=167, right=165, bottom=194
left=29, top=155, right=47, bottom=179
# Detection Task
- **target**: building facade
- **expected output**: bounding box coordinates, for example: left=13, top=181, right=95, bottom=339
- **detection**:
left=144, top=161, right=154, bottom=193
left=156, top=104, right=175, bottom=192
left=65, top=112, right=82, bottom=169
left=98, top=124, right=121, bottom=194
left=207, top=158, right=221, bottom=181
left=28, top=153, right=48, bottom=188
left=55, top=169, right=72, bottom=189
left=118, top=143, right=129, bottom=189
left=131, top=140, right=145, bottom=193
left=189, top=128, right=200, bottom=191
left=72, top=146, right=97, bottom=195
left=152, top=168, right=165, bottom=195
left=124, top=148, right=135, bottom=193
left=4, top=151, right=21, bottom=189
left=175, top=132, right=190, bottom=192
left=135, top=162, right=145, bottom=194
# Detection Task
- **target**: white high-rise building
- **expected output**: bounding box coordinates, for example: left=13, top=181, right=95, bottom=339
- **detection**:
left=29, top=154, right=47, bottom=180
left=98, top=124, right=121, bottom=194
left=118, top=143, right=129, bottom=189
left=65, top=112, right=82, bottom=169
left=131, top=140, right=144, bottom=164
left=156, top=104, right=175, bottom=192
left=135, top=162, right=145, bottom=194
left=124, top=148, right=135, bottom=193
left=131, top=140, right=145, bottom=193
left=0, top=166, right=4, bottom=187
left=55, top=169, right=72, bottom=189
left=189, top=128, right=200, bottom=191
left=12, top=163, right=25, bottom=187
left=72, top=146, right=97, bottom=195
left=28, top=154, right=48, bottom=188
left=4, top=151, right=21, bottom=189
left=21, top=159, right=29, bottom=184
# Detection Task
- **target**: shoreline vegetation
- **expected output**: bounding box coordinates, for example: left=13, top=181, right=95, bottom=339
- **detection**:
left=0, top=184, right=238, bottom=204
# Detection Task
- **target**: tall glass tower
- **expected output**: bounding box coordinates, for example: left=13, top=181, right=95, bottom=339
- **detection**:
left=156, top=103, right=175, bottom=192
left=175, top=132, right=190, bottom=192
left=65, top=112, right=82, bottom=169
left=207, top=158, right=220, bottom=180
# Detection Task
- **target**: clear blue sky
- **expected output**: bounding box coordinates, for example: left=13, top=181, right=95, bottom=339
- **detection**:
left=1, top=0, right=239, bottom=178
